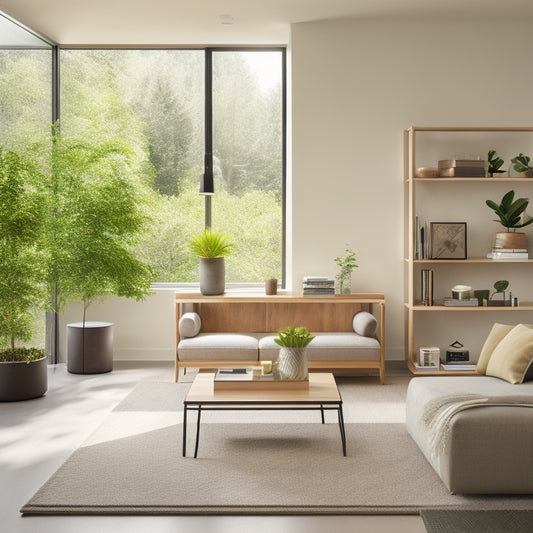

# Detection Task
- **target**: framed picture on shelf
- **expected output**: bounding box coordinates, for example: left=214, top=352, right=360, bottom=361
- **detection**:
left=430, top=222, right=467, bottom=259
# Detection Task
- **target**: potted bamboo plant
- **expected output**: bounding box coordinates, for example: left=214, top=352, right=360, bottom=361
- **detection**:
left=190, top=229, right=234, bottom=295
left=486, top=190, right=533, bottom=250
left=0, top=148, right=47, bottom=401
left=45, top=126, right=154, bottom=373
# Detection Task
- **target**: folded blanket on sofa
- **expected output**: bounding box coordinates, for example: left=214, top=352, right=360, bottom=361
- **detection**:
left=420, top=394, right=533, bottom=464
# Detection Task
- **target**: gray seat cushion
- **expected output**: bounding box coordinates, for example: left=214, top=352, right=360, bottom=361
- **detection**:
left=178, top=333, right=260, bottom=361
left=258, top=332, right=381, bottom=361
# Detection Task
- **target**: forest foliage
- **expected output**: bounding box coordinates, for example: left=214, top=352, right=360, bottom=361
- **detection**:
left=0, top=49, right=283, bottom=284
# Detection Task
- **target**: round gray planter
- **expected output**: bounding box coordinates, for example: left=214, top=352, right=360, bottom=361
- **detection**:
left=67, top=321, right=114, bottom=374
left=199, top=257, right=225, bottom=295
left=0, top=356, right=48, bottom=402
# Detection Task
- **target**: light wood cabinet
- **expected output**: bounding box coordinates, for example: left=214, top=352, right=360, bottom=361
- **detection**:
left=404, top=126, right=533, bottom=375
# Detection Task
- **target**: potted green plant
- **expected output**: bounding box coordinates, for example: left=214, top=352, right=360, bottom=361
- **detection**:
left=0, top=148, right=48, bottom=401
left=190, top=229, right=234, bottom=295
left=487, top=149, right=505, bottom=177
left=274, top=326, right=315, bottom=380
left=44, top=127, right=154, bottom=374
left=510, top=153, right=533, bottom=178
left=334, top=247, right=358, bottom=294
left=486, top=190, right=533, bottom=250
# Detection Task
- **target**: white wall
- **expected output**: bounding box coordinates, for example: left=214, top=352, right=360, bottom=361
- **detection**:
left=291, top=18, right=533, bottom=360
left=60, top=18, right=533, bottom=364
left=59, top=290, right=176, bottom=362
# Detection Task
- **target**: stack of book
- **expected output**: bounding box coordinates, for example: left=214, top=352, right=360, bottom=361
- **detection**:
left=302, top=276, right=335, bottom=297
left=437, top=159, right=486, bottom=177
left=487, top=248, right=529, bottom=260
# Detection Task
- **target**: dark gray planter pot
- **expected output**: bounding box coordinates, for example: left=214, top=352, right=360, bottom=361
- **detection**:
left=67, top=321, right=114, bottom=374
left=0, top=356, right=48, bottom=402
left=199, top=257, right=225, bottom=295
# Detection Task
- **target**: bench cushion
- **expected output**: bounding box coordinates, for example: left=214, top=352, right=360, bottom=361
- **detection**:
left=178, top=333, right=260, bottom=361
left=258, top=332, right=381, bottom=361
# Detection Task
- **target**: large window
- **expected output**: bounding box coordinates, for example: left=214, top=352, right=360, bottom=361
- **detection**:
left=60, top=48, right=285, bottom=285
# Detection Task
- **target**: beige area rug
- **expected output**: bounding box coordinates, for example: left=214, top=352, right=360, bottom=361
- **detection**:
left=21, top=378, right=533, bottom=515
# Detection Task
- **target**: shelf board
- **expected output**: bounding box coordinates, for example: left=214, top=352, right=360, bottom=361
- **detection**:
left=405, top=303, right=533, bottom=311
left=406, top=177, right=533, bottom=182
left=407, top=126, right=533, bottom=133
left=409, top=258, right=533, bottom=264
left=407, top=360, right=479, bottom=376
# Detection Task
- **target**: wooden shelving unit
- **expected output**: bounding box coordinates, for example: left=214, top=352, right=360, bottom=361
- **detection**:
left=404, top=126, right=533, bottom=375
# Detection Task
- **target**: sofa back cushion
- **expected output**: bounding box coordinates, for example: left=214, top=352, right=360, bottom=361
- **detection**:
left=178, top=312, right=201, bottom=338
left=486, top=324, right=533, bottom=384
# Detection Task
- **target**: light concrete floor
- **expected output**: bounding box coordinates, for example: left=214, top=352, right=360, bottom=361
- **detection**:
left=0, top=362, right=427, bottom=533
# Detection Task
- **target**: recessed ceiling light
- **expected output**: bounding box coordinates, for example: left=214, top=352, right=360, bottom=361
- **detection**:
left=219, top=14, right=234, bottom=25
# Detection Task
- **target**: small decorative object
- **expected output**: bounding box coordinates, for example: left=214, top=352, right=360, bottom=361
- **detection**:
left=265, top=278, right=278, bottom=295
left=486, top=279, right=512, bottom=306
left=421, top=269, right=434, bottom=306
left=334, top=247, right=358, bottom=294
left=189, top=229, right=234, bottom=296
left=510, top=153, right=533, bottom=178
left=415, top=167, right=438, bottom=178
left=487, top=149, right=505, bottom=177
left=274, top=326, right=315, bottom=380
left=430, top=222, right=467, bottom=259
left=419, top=346, right=440, bottom=367
left=451, top=284, right=473, bottom=299
left=486, top=190, right=533, bottom=251
left=473, top=289, right=490, bottom=306
left=446, top=340, right=469, bottom=362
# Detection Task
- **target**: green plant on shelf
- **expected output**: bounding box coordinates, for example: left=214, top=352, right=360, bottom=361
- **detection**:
left=485, top=190, right=533, bottom=232
left=487, top=149, right=505, bottom=177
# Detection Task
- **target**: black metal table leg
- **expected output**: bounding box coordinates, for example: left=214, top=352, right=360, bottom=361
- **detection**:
left=320, top=404, right=325, bottom=424
left=182, top=403, right=188, bottom=456
left=338, top=403, right=347, bottom=456
left=193, top=404, right=202, bottom=458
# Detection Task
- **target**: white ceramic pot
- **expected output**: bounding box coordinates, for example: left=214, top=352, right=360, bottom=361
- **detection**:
left=277, top=347, right=308, bottom=380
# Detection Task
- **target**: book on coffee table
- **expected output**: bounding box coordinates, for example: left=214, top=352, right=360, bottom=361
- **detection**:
left=214, top=368, right=309, bottom=390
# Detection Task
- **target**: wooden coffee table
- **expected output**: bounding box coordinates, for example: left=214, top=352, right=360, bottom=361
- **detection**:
left=182, top=372, right=346, bottom=458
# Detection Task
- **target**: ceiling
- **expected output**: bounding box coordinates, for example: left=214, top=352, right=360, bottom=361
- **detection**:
left=1, top=0, right=532, bottom=46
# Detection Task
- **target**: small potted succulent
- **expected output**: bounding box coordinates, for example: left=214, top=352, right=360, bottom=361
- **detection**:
left=274, top=326, right=315, bottom=380
left=486, top=190, right=533, bottom=250
left=511, top=153, right=533, bottom=178
left=190, top=229, right=234, bottom=295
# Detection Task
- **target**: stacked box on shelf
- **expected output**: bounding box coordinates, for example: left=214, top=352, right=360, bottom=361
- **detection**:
left=302, top=276, right=335, bottom=297
left=437, top=159, right=485, bottom=177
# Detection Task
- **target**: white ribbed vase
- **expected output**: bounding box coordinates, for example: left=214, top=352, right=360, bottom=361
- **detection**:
left=277, top=347, right=308, bottom=380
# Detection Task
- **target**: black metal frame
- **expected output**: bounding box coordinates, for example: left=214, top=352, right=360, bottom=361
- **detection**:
left=183, top=399, right=347, bottom=459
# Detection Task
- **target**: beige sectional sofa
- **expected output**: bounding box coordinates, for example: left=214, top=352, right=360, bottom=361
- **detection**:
left=175, top=292, right=385, bottom=383
left=406, top=376, right=533, bottom=494
left=406, top=322, right=533, bottom=494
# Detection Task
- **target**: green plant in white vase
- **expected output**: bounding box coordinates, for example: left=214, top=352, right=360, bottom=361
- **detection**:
left=334, top=247, right=358, bottom=294
left=274, top=326, right=315, bottom=380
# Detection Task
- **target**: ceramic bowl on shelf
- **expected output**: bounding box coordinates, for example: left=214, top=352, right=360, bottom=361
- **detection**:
left=451, top=284, right=473, bottom=300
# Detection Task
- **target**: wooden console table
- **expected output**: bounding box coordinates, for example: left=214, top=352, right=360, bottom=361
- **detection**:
left=175, top=292, right=386, bottom=383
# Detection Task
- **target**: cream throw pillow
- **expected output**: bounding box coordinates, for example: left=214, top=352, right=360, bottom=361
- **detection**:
left=476, top=323, right=515, bottom=375
left=486, top=324, right=533, bottom=384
